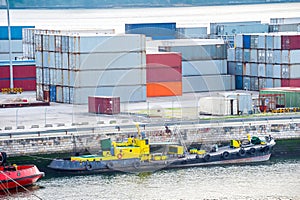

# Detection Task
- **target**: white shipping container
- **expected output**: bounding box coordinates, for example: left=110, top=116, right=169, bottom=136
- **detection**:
left=63, top=86, right=70, bottom=103
left=43, top=68, right=50, bottom=85
left=199, top=96, right=238, bottom=116
left=282, top=50, right=300, bottom=64
left=42, top=51, right=49, bottom=67
left=250, top=49, right=257, bottom=63
left=49, top=68, right=56, bottom=85
left=258, top=35, right=266, bottom=49
left=273, top=50, right=282, bottom=64
left=258, top=49, right=266, bottom=63
left=227, top=48, right=235, bottom=62
left=244, top=63, right=251, bottom=76
left=234, top=34, right=243, bottom=48
left=49, top=35, right=55, bottom=52
left=56, top=86, right=63, bottom=103
left=62, top=52, right=69, bottom=69
left=281, top=65, right=289, bottom=78
left=176, top=27, right=208, bottom=39
left=273, top=35, right=281, bottom=49
left=182, top=75, right=235, bottom=93
left=36, top=84, right=43, bottom=101
left=49, top=52, right=55, bottom=68
left=36, top=67, right=43, bottom=84
left=0, top=40, right=23, bottom=52
left=0, top=53, right=23, bottom=60
left=273, top=64, right=281, bottom=78
left=290, top=64, right=300, bottom=78
left=182, top=60, right=227, bottom=76
left=258, top=64, right=266, bottom=77
left=35, top=51, right=42, bottom=67
left=55, top=52, right=62, bottom=69
left=266, top=50, right=273, bottom=63
left=69, top=52, right=146, bottom=70
left=69, top=68, right=146, bottom=87
left=70, top=85, right=146, bottom=104
left=68, top=34, right=146, bottom=53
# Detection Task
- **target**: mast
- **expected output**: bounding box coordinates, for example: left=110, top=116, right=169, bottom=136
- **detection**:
left=6, top=0, right=14, bottom=90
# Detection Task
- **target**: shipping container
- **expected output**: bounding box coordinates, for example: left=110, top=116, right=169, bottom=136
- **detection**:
left=258, top=78, right=266, bottom=89
left=273, top=79, right=281, bottom=87
left=243, top=63, right=251, bottom=76
left=62, top=52, right=69, bottom=69
left=235, top=48, right=243, bottom=62
left=70, top=85, right=146, bottom=104
left=273, top=64, right=281, bottom=78
left=258, top=49, right=266, bottom=63
left=250, top=77, right=259, bottom=91
left=69, top=52, right=146, bottom=70
left=125, top=22, right=176, bottom=40
left=258, top=35, right=266, bottom=49
left=55, top=52, right=62, bottom=69
left=182, top=60, right=227, bottom=76
left=269, top=23, right=300, bottom=32
left=250, top=49, right=257, bottom=62
left=236, top=62, right=243, bottom=76
left=36, top=83, right=43, bottom=101
left=250, top=63, right=258, bottom=76
left=199, top=96, right=238, bottom=116
left=63, top=86, right=70, bottom=103
left=146, top=52, right=181, bottom=67
left=281, top=35, right=300, bottom=50
left=227, top=48, right=235, bottom=62
left=243, top=35, right=251, bottom=49
left=281, top=78, right=300, bottom=87
left=234, top=34, right=243, bottom=48
left=69, top=68, right=146, bottom=87
left=265, top=78, right=273, bottom=88
left=146, top=81, right=182, bottom=97
left=266, top=50, right=273, bottom=63
left=281, top=50, right=300, bottom=64
left=243, top=76, right=251, bottom=90
left=266, top=64, right=273, bottom=78
left=182, top=75, right=235, bottom=93
left=243, top=49, right=250, bottom=62
left=56, top=86, right=63, bottom=103
left=0, top=26, right=35, bottom=40
left=258, top=64, right=266, bottom=77
left=176, top=27, right=207, bottom=39
left=210, top=21, right=262, bottom=35
left=36, top=67, right=43, bottom=84
left=235, top=75, right=243, bottom=90
left=0, top=40, right=23, bottom=53
left=49, top=85, right=56, bottom=102
left=147, top=66, right=182, bottom=82
left=88, top=96, right=120, bottom=114
left=270, top=17, right=300, bottom=24
left=159, top=43, right=226, bottom=61
left=68, top=34, right=146, bottom=53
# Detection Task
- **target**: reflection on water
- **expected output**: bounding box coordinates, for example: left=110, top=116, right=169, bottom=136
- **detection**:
left=2, top=158, right=299, bottom=200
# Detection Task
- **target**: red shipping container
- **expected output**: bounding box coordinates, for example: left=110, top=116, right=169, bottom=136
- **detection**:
left=281, top=78, right=300, bottom=87
left=147, top=66, right=182, bottom=82
left=0, top=66, right=10, bottom=79
left=146, top=52, right=182, bottom=67
left=14, top=79, right=36, bottom=91
left=0, top=79, right=10, bottom=89
left=282, top=35, right=300, bottom=50
left=88, top=96, right=120, bottom=115
left=13, top=65, right=36, bottom=78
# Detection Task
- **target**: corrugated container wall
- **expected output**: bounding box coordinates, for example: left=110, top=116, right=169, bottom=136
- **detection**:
left=125, top=22, right=176, bottom=40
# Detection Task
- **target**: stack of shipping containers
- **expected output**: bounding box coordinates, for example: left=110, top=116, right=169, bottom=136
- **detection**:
left=34, top=29, right=147, bottom=104
left=158, top=39, right=235, bottom=93
left=0, top=26, right=34, bottom=60
left=0, top=60, right=36, bottom=91
left=146, top=52, right=182, bottom=97
left=228, top=32, right=300, bottom=90
left=269, top=17, right=300, bottom=32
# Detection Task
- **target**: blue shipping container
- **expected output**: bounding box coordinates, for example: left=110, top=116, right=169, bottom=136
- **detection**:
left=235, top=75, right=243, bottom=90
left=243, top=35, right=251, bottom=49
left=0, top=26, right=35, bottom=40
left=50, top=85, right=56, bottom=102
left=125, top=22, right=176, bottom=40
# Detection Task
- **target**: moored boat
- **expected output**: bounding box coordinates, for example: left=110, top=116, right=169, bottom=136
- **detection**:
left=48, top=126, right=276, bottom=174
left=0, top=152, right=45, bottom=192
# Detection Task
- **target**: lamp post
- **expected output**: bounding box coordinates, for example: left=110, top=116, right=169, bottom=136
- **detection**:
left=1, top=0, right=14, bottom=89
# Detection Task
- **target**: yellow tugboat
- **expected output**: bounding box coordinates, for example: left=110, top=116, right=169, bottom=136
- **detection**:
left=48, top=125, right=184, bottom=173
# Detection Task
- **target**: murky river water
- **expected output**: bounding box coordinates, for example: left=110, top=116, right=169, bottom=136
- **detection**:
left=1, top=158, right=299, bottom=200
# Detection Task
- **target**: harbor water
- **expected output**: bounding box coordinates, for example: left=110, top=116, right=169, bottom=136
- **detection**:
left=2, top=158, right=300, bottom=200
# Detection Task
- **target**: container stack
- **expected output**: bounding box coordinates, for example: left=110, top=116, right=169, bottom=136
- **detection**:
left=228, top=32, right=300, bottom=90
left=125, top=22, right=176, bottom=40
left=0, top=26, right=34, bottom=60
left=22, top=28, right=115, bottom=60
left=269, top=17, right=300, bottom=32
left=158, top=39, right=235, bottom=93
left=0, top=60, right=36, bottom=91
left=146, top=52, right=182, bottom=97
left=209, top=21, right=268, bottom=47
left=35, top=32, right=147, bottom=104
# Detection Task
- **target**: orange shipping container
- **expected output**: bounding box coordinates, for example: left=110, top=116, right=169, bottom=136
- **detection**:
left=147, top=81, right=182, bottom=97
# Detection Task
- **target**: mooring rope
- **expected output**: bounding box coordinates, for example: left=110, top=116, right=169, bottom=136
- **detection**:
left=0, top=171, right=43, bottom=200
